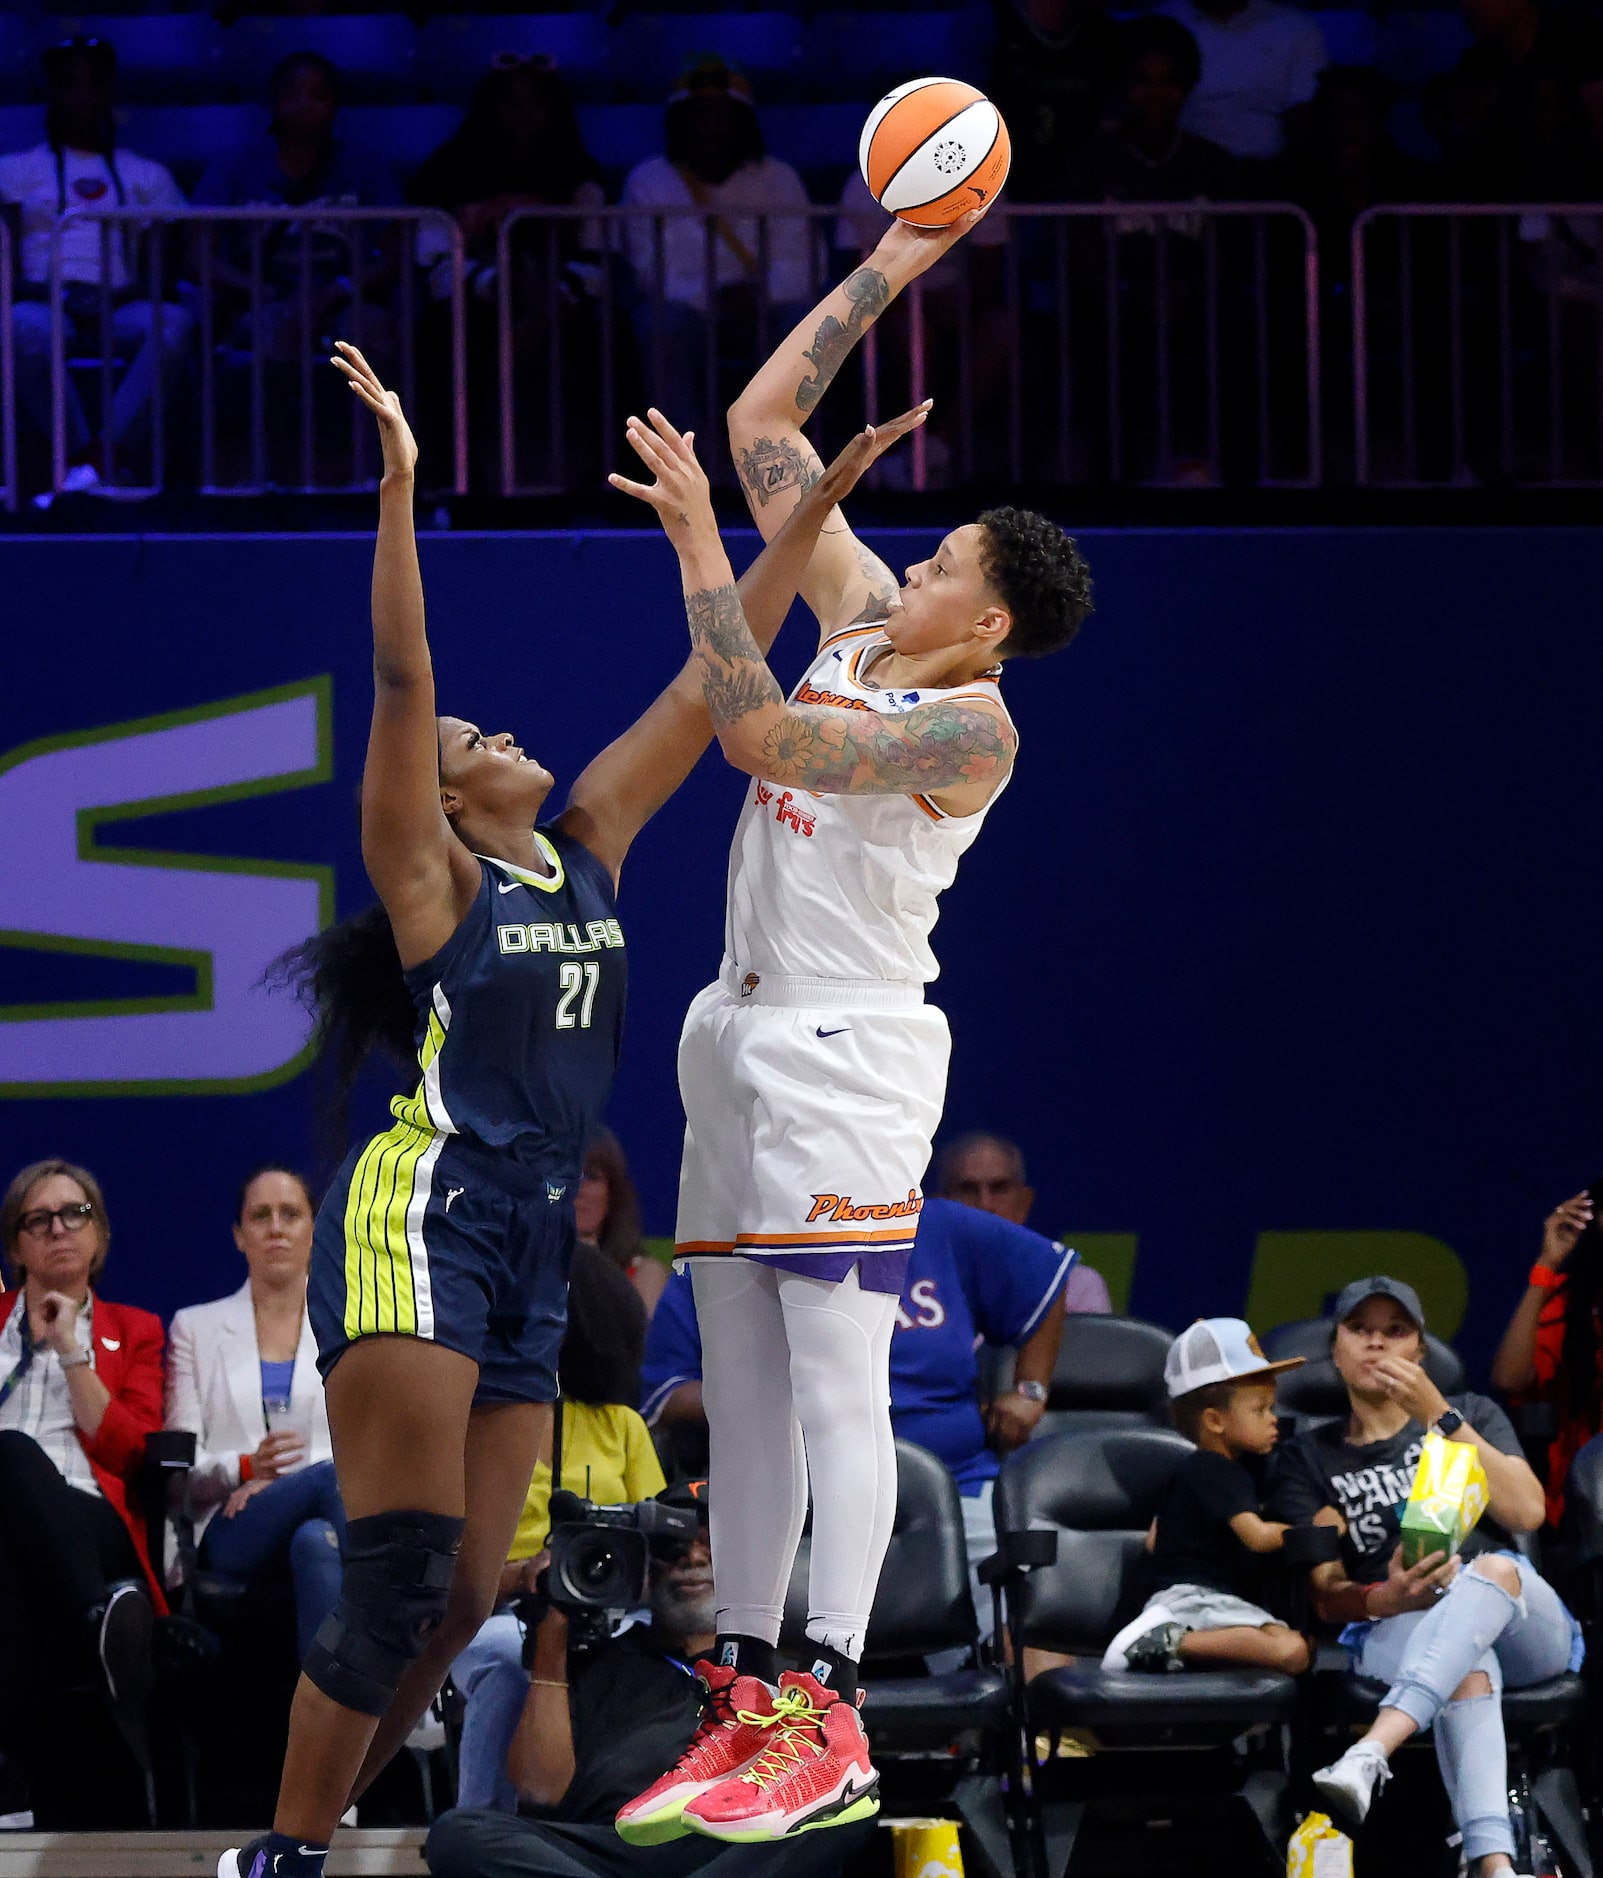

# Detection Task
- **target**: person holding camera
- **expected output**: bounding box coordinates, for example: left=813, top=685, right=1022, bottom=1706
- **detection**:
left=450, top=1244, right=658, bottom=1812
left=426, top=1483, right=875, bottom=1878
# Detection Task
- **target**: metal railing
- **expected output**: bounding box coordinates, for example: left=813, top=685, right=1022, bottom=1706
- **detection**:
left=494, top=201, right=1322, bottom=495
left=1353, top=204, right=1603, bottom=488
left=44, top=206, right=467, bottom=498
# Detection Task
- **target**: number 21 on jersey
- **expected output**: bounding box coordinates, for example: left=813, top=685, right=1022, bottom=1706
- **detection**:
left=555, top=961, right=600, bottom=1029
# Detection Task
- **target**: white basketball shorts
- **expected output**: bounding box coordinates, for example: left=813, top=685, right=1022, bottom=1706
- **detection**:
left=674, top=962, right=951, bottom=1295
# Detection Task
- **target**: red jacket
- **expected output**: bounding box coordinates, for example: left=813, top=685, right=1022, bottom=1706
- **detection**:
left=0, top=1290, right=168, bottom=1613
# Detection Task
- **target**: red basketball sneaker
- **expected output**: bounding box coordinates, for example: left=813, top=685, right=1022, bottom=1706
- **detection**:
left=681, top=1672, right=880, bottom=1841
left=615, top=1662, right=779, bottom=1844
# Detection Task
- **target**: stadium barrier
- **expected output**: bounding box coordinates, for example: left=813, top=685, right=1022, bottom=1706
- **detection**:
left=493, top=201, right=1323, bottom=494
left=42, top=206, right=468, bottom=498
left=1352, top=203, right=1603, bottom=488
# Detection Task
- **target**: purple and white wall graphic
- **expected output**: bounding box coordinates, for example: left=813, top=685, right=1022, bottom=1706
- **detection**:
left=0, top=680, right=333, bottom=1096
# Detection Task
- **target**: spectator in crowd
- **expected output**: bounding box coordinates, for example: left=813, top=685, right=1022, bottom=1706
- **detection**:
left=578, top=1128, right=667, bottom=1317
left=427, top=1487, right=874, bottom=1878
left=192, top=51, right=402, bottom=369
left=642, top=1196, right=1074, bottom=1638
left=1063, top=17, right=1240, bottom=202
left=164, top=1165, right=344, bottom=1661
left=621, top=56, right=814, bottom=457
left=412, top=57, right=605, bottom=308
left=1157, top=0, right=1327, bottom=162
left=411, top=56, right=608, bottom=489
left=1491, top=1185, right=1602, bottom=1526
left=1270, top=1278, right=1578, bottom=1872
left=990, top=0, right=1124, bottom=201
left=938, top=1130, right=1113, bottom=1313
left=0, top=1159, right=166, bottom=1807
left=1277, top=67, right=1422, bottom=265
left=448, top=1245, right=658, bottom=1812
left=1101, top=1317, right=1310, bottom=1674
left=0, top=37, right=192, bottom=499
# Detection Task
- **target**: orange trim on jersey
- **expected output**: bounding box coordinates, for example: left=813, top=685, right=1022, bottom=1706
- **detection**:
left=910, top=793, right=945, bottom=822
left=736, top=1226, right=919, bottom=1247
left=819, top=622, right=885, bottom=653
left=674, top=1240, right=735, bottom=1255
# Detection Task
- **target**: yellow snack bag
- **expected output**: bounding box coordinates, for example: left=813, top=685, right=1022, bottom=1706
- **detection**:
left=1400, top=1431, right=1489, bottom=1570
left=1288, top=1812, right=1353, bottom=1878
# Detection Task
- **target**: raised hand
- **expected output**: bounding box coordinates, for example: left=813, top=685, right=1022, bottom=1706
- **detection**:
left=331, top=340, right=418, bottom=480
left=608, top=409, right=715, bottom=545
left=1539, top=1191, right=1593, bottom=1272
left=810, top=403, right=932, bottom=508
left=872, top=204, right=993, bottom=287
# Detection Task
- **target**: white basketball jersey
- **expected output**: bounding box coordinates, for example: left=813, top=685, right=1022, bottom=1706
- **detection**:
left=723, top=625, right=1014, bottom=986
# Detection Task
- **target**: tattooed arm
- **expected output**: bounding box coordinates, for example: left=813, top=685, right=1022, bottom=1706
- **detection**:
left=726, top=214, right=987, bottom=642
left=612, top=412, right=1015, bottom=810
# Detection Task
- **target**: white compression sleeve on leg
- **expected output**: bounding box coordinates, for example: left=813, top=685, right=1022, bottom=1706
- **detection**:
left=692, top=1257, right=808, bottom=1647
left=779, top=1266, right=899, bottom=1661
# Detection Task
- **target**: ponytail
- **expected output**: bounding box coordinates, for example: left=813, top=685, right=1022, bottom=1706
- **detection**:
left=270, top=903, right=418, bottom=1149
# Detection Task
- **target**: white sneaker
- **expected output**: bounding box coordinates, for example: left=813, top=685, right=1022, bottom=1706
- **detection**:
left=1101, top=1603, right=1178, bottom=1672
left=1312, top=1741, right=1392, bottom=1833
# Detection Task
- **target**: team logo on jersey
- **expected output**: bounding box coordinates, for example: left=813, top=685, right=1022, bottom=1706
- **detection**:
left=739, top=972, right=760, bottom=999
left=496, top=918, right=624, bottom=956
left=753, top=780, right=816, bottom=837
left=546, top=1182, right=567, bottom=1205
left=806, top=1190, right=924, bottom=1225
left=794, top=679, right=873, bottom=714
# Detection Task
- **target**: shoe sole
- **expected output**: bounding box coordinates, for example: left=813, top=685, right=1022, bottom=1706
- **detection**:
left=1311, top=1771, right=1368, bottom=1837
left=1101, top=1604, right=1178, bottom=1673
left=685, top=1776, right=880, bottom=1842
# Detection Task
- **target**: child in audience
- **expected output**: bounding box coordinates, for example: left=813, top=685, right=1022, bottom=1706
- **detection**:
left=1103, top=1317, right=1312, bottom=1674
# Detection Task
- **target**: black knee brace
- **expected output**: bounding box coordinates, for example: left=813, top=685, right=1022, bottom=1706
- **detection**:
left=303, top=1509, right=464, bottom=1716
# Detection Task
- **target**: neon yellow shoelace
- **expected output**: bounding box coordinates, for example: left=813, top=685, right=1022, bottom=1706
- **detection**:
left=733, top=1689, right=827, bottom=1789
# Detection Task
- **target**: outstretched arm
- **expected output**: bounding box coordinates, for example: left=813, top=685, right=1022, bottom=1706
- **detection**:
left=612, top=413, right=1015, bottom=805
left=332, top=343, right=479, bottom=969
left=727, top=214, right=985, bottom=640
left=558, top=406, right=933, bottom=881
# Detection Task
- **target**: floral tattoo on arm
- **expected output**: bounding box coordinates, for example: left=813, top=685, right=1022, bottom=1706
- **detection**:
left=684, top=583, right=1015, bottom=797
left=795, top=267, right=892, bottom=414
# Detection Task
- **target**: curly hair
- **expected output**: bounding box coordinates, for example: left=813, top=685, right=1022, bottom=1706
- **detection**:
left=976, top=507, right=1094, bottom=660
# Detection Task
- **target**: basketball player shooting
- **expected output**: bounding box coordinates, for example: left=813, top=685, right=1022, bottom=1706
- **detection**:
left=608, top=214, right=1093, bottom=1846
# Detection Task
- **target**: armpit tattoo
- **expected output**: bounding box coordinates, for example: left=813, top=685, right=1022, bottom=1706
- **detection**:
left=795, top=268, right=891, bottom=414
left=736, top=436, right=822, bottom=508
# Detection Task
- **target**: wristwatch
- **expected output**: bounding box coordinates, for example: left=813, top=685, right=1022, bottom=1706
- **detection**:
left=1433, top=1407, right=1465, bottom=1438
left=1014, top=1380, right=1049, bottom=1405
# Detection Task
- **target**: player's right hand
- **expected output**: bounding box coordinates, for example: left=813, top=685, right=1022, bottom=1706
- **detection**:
left=812, top=403, right=932, bottom=507
left=331, top=341, right=419, bottom=480
left=872, top=203, right=992, bottom=283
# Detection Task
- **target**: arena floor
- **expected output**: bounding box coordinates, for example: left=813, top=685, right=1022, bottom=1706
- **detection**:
left=0, top=1833, right=428, bottom=1877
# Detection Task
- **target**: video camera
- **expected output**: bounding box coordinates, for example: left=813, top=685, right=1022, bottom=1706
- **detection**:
left=535, top=1488, right=699, bottom=1644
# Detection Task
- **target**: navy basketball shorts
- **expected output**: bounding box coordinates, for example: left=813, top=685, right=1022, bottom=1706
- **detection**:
left=308, top=1118, right=577, bottom=1406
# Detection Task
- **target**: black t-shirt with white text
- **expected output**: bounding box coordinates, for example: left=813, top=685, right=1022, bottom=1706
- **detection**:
left=1266, top=1393, right=1522, bottom=1586
left=1147, top=1448, right=1265, bottom=1599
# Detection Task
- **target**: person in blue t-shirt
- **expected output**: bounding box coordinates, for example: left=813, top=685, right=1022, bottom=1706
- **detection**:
left=641, top=1198, right=1077, bottom=1637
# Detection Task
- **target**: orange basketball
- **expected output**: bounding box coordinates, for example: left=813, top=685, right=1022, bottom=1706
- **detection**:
left=858, top=77, right=1011, bottom=229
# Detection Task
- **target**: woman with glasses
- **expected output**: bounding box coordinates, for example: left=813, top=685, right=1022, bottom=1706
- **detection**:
left=0, top=1157, right=167, bottom=1818
left=166, top=1166, right=345, bottom=1663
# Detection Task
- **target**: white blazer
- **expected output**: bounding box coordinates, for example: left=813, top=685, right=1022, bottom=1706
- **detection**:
left=164, top=1280, right=333, bottom=1540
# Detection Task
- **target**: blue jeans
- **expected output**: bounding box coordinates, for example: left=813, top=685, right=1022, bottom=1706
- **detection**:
left=450, top=1611, right=527, bottom=1813
left=1354, top=1555, right=1582, bottom=1863
left=198, top=1459, right=346, bottom=1661
left=12, top=294, right=194, bottom=460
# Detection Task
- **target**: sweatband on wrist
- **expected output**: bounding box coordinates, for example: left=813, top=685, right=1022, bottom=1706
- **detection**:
left=1529, top=1263, right=1565, bottom=1291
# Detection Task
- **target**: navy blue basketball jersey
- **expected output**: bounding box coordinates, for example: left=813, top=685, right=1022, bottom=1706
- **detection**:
left=391, top=828, right=626, bottom=1184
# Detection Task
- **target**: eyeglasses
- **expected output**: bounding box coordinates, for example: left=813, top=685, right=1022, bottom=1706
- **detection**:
left=16, top=1202, right=96, bottom=1238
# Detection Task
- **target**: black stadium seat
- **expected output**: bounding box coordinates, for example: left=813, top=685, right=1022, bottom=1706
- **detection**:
left=416, top=13, right=612, bottom=106
left=996, top=1428, right=1298, bottom=1872
left=48, top=15, right=225, bottom=103
left=609, top=13, right=807, bottom=104
left=1020, top=1312, right=1174, bottom=1441
left=222, top=15, right=419, bottom=105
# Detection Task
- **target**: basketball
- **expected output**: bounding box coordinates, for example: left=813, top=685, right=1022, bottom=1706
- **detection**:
left=858, top=77, right=1011, bottom=229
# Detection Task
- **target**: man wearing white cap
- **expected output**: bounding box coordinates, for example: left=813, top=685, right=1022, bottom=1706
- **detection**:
left=1102, top=1318, right=1312, bottom=1675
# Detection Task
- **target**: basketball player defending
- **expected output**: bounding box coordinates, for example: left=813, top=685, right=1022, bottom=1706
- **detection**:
left=612, top=216, right=1093, bottom=1844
